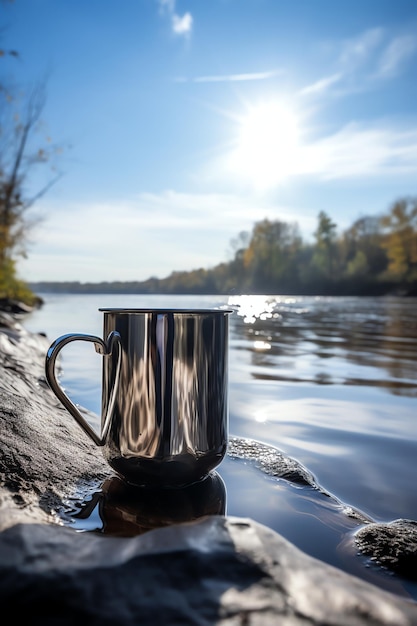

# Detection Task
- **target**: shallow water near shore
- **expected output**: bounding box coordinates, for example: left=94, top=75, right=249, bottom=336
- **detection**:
left=25, top=293, right=417, bottom=600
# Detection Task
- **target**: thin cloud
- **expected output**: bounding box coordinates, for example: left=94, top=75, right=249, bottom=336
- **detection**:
left=301, top=28, right=417, bottom=100
left=194, top=69, right=282, bottom=83
left=158, top=0, right=175, bottom=13
left=307, top=122, right=417, bottom=180
left=298, top=73, right=342, bottom=96
left=339, top=27, right=417, bottom=84
left=158, top=0, right=193, bottom=38
left=376, top=34, right=417, bottom=77
left=209, top=119, right=417, bottom=188
left=339, top=27, right=385, bottom=70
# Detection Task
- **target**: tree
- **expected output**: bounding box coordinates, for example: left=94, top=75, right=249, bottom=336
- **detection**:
left=243, top=218, right=302, bottom=292
left=341, top=215, right=387, bottom=278
left=311, top=211, right=339, bottom=279
left=228, top=230, right=251, bottom=291
left=1, top=48, right=61, bottom=304
left=380, top=197, right=417, bottom=284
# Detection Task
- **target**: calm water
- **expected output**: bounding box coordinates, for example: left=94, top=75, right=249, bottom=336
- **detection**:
left=25, top=293, right=417, bottom=599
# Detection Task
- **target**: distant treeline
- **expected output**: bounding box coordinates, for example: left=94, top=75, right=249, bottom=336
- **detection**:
left=30, top=198, right=417, bottom=297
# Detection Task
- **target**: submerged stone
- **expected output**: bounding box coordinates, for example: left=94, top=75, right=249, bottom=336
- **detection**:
left=228, top=434, right=321, bottom=487
left=356, top=519, right=417, bottom=580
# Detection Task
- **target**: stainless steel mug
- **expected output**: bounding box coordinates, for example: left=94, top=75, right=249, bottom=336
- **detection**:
left=45, top=308, right=232, bottom=487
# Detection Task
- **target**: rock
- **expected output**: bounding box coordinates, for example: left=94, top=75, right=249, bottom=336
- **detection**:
left=2, top=516, right=417, bottom=626
left=0, top=297, right=42, bottom=315
left=355, top=519, right=417, bottom=580
left=227, top=434, right=318, bottom=487
left=1, top=314, right=417, bottom=624
left=0, top=311, right=112, bottom=528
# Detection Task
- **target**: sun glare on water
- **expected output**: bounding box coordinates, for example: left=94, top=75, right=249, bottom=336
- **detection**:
left=229, top=101, right=302, bottom=190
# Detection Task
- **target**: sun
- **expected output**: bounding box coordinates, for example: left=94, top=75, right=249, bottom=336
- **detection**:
left=229, top=100, right=302, bottom=190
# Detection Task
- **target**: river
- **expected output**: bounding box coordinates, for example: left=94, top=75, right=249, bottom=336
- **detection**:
left=24, top=293, right=417, bottom=600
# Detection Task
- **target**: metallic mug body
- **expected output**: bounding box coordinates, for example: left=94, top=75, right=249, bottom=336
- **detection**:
left=45, top=308, right=232, bottom=487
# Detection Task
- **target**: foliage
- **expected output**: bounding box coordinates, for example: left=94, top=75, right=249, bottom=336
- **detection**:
left=311, top=211, right=339, bottom=279
left=0, top=23, right=61, bottom=306
left=340, top=215, right=386, bottom=279
left=380, top=198, right=417, bottom=284
left=0, top=257, right=40, bottom=305
left=242, top=219, right=302, bottom=292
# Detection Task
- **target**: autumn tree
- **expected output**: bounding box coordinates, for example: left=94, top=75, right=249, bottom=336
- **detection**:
left=380, top=197, right=417, bottom=284
left=1, top=23, right=61, bottom=304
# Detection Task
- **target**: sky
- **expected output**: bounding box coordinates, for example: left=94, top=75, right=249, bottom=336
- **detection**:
left=2, top=0, right=417, bottom=283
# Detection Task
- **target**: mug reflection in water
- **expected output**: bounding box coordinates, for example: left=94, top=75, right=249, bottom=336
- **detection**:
left=71, top=471, right=227, bottom=537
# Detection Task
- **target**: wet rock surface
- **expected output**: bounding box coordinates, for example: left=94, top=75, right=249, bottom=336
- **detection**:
left=0, top=311, right=111, bottom=528
left=355, top=519, right=417, bottom=581
left=227, top=434, right=318, bottom=487
left=1, top=309, right=417, bottom=624
left=3, top=515, right=417, bottom=626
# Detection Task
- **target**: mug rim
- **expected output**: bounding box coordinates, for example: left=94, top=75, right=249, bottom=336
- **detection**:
left=98, top=308, right=234, bottom=314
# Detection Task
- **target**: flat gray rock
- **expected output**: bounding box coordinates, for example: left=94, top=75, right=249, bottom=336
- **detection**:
left=2, top=515, right=417, bottom=626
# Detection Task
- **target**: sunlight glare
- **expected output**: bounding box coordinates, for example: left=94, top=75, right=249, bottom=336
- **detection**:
left=228, top=295, right=277, bottom=323
left=230, top=101, right=302, bottom=189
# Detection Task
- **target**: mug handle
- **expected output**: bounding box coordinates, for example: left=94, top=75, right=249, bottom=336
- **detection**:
left=45, top=331, right=121, bottom=446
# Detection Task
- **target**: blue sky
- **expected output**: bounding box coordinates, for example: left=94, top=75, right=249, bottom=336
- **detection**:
left=2, top=0, right=417, bottom=282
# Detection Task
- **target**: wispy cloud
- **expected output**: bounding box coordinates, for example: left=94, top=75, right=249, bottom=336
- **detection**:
left=158, top=0, right=175, bottom=12
left=339, top=27, right=385, bottom=70
left=299, top=27, right=417, bottom=100
left=173, top=69, right=282, bottom=84
left=298, top=73, right=342, bottom=96
left=376, top=34, right=417, bottom=77
left=209, top=119, right=417, bottom=189
left=306, top=122, right=417, bottom=180
left=340, top=27, right=417, bottom=80
left=158, top=0, right=193, bottom=38
left=193, top=69, right=282, bottom=83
